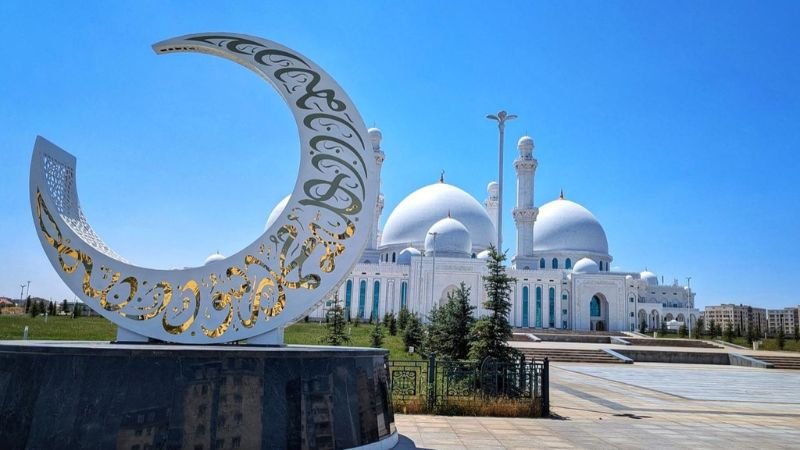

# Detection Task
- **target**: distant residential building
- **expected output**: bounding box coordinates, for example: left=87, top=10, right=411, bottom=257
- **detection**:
left=703, top=304, right=767, bottom=335
left=767, top=307, right=799, bottom=337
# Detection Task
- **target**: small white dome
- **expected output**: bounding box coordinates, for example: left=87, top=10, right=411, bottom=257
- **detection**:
left=397, top=247, right=421, bottom=265
left=640, top=271, right=658, bottom=286
left=517, top=135, right=534, bottom=151
left=572, top=257, right=599, bottom=274
left=534, top=198, right=609, bottom=256
left=204, top=252, right=225, bottom=265
left=424, top=217, right=472, bottom=257
left=476, top=249, right=491, bottom=259
left=381, top=183, right=495, bottom=252
left=265, top=194, right=291, bottom=231
left=487, top=181, right=499, bottom=194
left=625, top=275, right=634, bottom=280
left=368, top=127, right=382, bottom=150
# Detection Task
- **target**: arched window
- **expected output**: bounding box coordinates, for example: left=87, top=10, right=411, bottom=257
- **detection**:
left=598, top=261, right=603, bottom=271
left=372, top=281, right=380, bottom=320
left=552, top=258, right=558, bottom=269
left=548, top=288, right=556, bottom=327
left=391, top=252, right=396, bottom=263
left=345, top=280, right=353, bottom=318
left=400, top=281, right=408, bottom=309
left=590, top=296, right=601, bottom=317
left=522, top=287, right=529, bottom=328
left=539, top=258, right=545, bottom=269
left=535, top=287, right=543, bottom=327
left=565, top=258, right=572, bottom=270
left=358, top=280, right=366, bottom=319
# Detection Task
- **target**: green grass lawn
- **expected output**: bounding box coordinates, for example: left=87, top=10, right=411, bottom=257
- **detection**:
left=0, top=315, right=420, bottom=359
left=0, top=315, right=116, bottom=340
left=726, top=336, right=800, bottom=352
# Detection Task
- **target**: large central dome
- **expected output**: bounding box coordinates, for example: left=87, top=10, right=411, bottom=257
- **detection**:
left=534, top=198, right=609, bottom=256
left=380, top=183, right=495, bottom=252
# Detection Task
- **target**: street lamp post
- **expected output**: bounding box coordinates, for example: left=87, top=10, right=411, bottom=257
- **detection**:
left=686, top=276, right=692, bottom=337
left=486, top=110, right=517, bottom=253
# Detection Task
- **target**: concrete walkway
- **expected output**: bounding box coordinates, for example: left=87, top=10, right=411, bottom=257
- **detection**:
left=393, top=362, right=800, bottom=449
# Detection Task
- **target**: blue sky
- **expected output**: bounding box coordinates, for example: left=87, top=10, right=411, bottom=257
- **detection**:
left=1, top=1, right=798, bottom=309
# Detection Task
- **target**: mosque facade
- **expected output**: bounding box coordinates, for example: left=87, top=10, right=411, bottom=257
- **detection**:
left=258, top=128, right=699, bottom=332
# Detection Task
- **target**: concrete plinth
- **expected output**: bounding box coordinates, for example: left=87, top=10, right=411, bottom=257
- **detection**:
left=0, top=341, right=397, bottom=450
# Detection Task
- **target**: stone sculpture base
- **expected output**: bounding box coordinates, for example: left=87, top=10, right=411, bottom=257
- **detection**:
left=0, top=342, right=397, bottom=450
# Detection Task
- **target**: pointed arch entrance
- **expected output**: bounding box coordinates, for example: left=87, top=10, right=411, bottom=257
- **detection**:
left=589, top=293, right=609, bottom=331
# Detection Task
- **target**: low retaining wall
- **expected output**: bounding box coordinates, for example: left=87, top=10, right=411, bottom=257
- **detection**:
left=534, top=334, right=611, bottom=344
left=615, top=349, right=731, bottom=365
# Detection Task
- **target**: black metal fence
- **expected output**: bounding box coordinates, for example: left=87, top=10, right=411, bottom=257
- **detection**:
left=388, top=355, right=549, bottom=417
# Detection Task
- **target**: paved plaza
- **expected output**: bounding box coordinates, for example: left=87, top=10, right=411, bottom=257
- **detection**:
left=394, top=362, right=800, bottom=449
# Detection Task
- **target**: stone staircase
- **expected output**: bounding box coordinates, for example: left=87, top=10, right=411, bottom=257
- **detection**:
left=753, top=355, right=800, bottom=370
left=519, top=348, right=627, bottom=364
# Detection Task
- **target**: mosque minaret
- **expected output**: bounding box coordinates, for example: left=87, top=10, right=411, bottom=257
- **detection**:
left=361, top=127, right=386, bottom=263
left=258, top=126, right=700, bottom=332
left=511, top=135, right=539, bottom=270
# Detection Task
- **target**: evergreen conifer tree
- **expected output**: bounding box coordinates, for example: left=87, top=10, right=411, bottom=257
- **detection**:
left=695, top=317, right=705, bottom=339
left=370, top=322, right=384, bottom=348
left=403, top=313, right=423, bottom=353
left=777, top=325, right=786, bottom=349
left=398, top=307, right=410, bottom=331
left=61, top=299, right=68, bottom=315
left=468, top=246, right=518, bottom=363
left=724, top=322, right=735, bottom=342
left=639, top=319, right=647, bottom=334
left=389, top=314, right=397, bottom=336
left=24, top=296, right=30, bottom=313
left=426, top=282, right=475, bottom=360
left=322, top=294, right=350, bottom=346
left=660, top=319, right=668, bottom=336
left=678, top=324, right=687, bottom=338
left=793, top=323, right=799, bottom=342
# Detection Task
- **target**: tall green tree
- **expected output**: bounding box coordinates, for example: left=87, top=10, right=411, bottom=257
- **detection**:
left=777, top=325, right=786, bottom=350
left=321, top=294, right=350, bottom=346
left=425, top=282, right=475, bottom=360
left=695, top=317, right=705, bottom=339
left=708, top=319, right=716, bottom=338
left=639, top=318, right=647, bottom=334
left=724, top=322, right=735, bottom=342
left=389, top=314, right=397, bottom=336
left=468, top=246, right=518, bottom=363
left=61, top=299, right=68, bottom=314
left=403, top=313, right=423, bottom=353
left=370, top=322, right=384, bottom=348
left=793, top=323, right=799, bottom=342
left=397, top=307, right=410, bottom=331
left=29, top=300, right=39, bottom=318
left=678, top=324, right=687, bottom=338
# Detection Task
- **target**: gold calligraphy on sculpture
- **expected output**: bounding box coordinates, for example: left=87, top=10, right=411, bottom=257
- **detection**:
left=29, top=33, right=376, bottom=343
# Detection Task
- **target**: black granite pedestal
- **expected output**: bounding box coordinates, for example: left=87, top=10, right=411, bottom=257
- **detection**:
left=0, top=342, right=397, bottom=450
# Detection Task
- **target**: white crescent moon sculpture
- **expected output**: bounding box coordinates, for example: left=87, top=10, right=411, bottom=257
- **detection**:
left=29, top=33, right=377, bottom=344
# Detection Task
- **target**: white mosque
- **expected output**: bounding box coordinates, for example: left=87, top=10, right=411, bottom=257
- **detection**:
left=217, top=128, right=699, bottom=332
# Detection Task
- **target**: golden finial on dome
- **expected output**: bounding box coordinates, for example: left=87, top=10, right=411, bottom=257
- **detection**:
left=559, top=188, right=564, bottom=200
left=439, top=170, right=445, bottom=183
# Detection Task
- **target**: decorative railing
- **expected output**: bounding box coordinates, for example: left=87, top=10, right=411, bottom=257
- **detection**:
left=388, top=355, right=549, bottom=417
